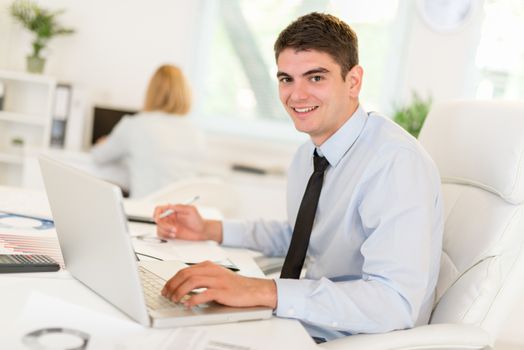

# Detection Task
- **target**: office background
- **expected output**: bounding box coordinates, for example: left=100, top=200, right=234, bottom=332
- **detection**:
left=1, top=0, right=524, bottom=348
left=2, top=0, right=521, bottom=146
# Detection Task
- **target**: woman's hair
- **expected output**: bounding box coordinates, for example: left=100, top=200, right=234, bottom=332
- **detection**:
left=143, top=64, right=191, bottom=115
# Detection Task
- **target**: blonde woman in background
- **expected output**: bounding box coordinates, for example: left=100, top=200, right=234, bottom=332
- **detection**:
left=91, top=64, right=206, bottom=198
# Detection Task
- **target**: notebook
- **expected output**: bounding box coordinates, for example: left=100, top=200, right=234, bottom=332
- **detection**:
left=39, top=155, right=272, bottom=328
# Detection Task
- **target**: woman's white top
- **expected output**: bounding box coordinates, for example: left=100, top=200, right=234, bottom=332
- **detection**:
left=91, top=111, right=206, bottom=198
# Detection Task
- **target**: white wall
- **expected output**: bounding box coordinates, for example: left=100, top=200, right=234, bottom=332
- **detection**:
left=1, top=0, right=202, bottom=110
left=1, top=1, right=488, bottom=117
left=393, top=0, right=484, bottom=106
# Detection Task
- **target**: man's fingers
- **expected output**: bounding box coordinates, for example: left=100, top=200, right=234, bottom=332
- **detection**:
left=161, top=266, right=200, bottom=297
left=153, top=205, right=171, bottom=221
left=155, top=204, right=197, bottom=221
left=170, top=204, right=197, bottom=217
left=185, top=289, right=218, bottom=308
left=153, top=206, right=162, bottom=221
left=162, top=263, right=222, bottom=300
left=167, top=275, right=217, bottom=303
left=157, top=226, right=175, bottom=239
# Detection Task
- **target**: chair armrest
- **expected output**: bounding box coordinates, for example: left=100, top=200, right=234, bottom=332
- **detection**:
left=319, top=324, right=493, bottom=350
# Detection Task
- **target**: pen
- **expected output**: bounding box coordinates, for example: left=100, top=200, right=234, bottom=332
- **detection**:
left=158, top=195, right=200, bottom=219
left=185, top=262, right=240, bottom=272
left=136, top=235, right=167, bottom=243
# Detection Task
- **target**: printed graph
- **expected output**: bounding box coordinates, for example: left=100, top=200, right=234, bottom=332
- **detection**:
left=0, top=234, right=64, bottom=268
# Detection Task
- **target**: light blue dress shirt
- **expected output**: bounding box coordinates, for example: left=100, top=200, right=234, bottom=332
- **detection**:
left=222, top=106, right=443, bottom=341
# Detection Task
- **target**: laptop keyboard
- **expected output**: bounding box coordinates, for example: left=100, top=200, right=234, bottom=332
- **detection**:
left=139, top=266, right=188, bottom=310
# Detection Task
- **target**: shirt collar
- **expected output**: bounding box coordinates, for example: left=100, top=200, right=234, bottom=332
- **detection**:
left=308, top=105, right=368, bottom=168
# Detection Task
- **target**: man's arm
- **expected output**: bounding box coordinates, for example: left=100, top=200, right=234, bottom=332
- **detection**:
left=155, top=204, right=292, bottom=257
left=155, top=206, right=280, bottom=308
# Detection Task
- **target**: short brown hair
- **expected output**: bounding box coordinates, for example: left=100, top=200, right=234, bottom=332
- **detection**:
left=143, top=64, right=191, bottom=115
left=274, top=12, right=358, bottom=80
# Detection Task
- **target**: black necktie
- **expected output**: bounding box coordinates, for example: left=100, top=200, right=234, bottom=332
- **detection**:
left=280, top=150, right=330, bottom=279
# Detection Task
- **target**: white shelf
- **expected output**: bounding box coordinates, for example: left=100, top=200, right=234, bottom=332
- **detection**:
left=0, top=69, right=57, bottom=186
left=0, top=151, right=24, bottom=165
left=0, top=69, right=56, bottom=86
left=0, top=111, right=48, bottom=126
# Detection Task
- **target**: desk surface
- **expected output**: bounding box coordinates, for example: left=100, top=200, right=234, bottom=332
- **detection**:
left=0, top=186, right=317, bottom=349
left=0, top=275, right=315, bottom=349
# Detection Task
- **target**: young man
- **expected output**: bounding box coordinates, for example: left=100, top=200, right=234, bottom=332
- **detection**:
left=154, top=12, right=443, bottom=342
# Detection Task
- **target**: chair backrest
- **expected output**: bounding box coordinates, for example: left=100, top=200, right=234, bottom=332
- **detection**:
left=418, top=100, right=524, bottom=338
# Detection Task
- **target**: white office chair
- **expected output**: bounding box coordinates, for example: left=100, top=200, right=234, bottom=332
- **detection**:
left=321, top=100, right=524, bottom=350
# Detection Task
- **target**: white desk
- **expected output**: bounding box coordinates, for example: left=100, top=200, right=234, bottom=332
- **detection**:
left=0, top=186, right=317, bottom=349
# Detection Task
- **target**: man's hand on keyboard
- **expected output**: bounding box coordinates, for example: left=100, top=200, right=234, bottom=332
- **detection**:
left=161, top=260, right=277, bottom=309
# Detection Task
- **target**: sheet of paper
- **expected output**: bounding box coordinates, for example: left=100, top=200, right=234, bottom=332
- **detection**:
left=133, top=238, right=228, bottom=263
left=117, top=328, right=209, bottom=350
left=0, top=212, right=64, bottom=267
left=128, top=221, right=157, bottom=237
left=0, top=212, right=56, bottom=238
left=0, top=186, right=53, bottom=219
left=116, top=327, right=252, bottom=350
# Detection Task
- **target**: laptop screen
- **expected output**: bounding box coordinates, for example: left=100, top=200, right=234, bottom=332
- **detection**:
left=91, top=106, right=137, bottom=145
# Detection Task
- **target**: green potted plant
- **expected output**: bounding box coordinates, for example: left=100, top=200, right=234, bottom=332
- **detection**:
left=10, top=136, right=25, bottom=154
left=393, top=93, right=432, bottom=138
left=9, top=0, right=74, bottom=74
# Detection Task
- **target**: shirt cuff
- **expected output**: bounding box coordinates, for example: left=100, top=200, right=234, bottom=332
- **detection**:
left=274, top=278, right=310, bottom=319
left=221, top=220, right=248, bottom=247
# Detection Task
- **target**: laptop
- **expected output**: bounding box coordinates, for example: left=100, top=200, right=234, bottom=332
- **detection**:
left=38, top=155, right=272, bottom=328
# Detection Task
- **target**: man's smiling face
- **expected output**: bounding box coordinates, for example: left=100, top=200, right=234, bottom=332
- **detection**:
left=277, top=48, right=361, bottom=145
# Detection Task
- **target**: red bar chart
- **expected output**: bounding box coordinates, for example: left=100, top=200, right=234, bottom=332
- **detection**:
left=0, top=234, right=64, bottom=268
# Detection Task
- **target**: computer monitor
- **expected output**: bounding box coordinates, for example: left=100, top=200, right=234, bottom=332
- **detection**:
left=91, top=106, right=137, bottom=144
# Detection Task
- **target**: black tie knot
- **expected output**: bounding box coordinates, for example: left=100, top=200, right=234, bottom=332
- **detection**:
left=313, top=151, right=330, bottom=173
